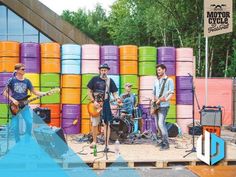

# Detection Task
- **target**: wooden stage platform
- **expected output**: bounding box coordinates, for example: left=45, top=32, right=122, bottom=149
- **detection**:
left=63, top=130, right=236, bottom=169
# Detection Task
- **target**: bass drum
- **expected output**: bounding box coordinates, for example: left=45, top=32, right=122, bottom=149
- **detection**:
left=110, top=118, right=132, bottom=141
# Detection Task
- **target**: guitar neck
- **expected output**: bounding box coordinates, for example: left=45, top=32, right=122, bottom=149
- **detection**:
left=25, top=92, right=48, bottom=104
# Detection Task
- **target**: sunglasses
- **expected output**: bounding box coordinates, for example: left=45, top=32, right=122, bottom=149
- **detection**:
left=19, top=68, right=25, bottom=71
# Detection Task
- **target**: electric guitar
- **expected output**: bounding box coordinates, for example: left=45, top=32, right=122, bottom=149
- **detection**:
left=10, top=88, right=60, bottom=115
left=87, top=93, right=131, bottom=117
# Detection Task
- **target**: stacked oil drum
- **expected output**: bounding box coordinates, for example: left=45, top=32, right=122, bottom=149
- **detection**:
left=81, top=44, right=100, bottom=134
left=61, top=44, right=81, bottom=134
left=176, top=48, right=194, bottom=133
left=158, top=47, right=177, bottom=124
left=0, top=41, right=20, bottom=125
left=139, top=46, right=157, bottom=132
left=40, top=43, right=61, bottom=127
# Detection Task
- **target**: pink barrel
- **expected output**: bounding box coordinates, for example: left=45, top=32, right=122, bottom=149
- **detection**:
left=177, top=105, right=193, bottom=133
left=176, top=76, right=193, bottom=90
left=158, top=47, right=176, bottom=61
left=62, top=104, right=81, bottom=119
left=176, top=89, right=193, bottom=105
left=176, top=61, right=193, bottom=76
left=82, top=44, right=100, bottom=60
left=139, top=90, right=153, bottom=105
left=62, top=118, right=81, bottom=134
left=176, top=48, right=193, bottom=61
left=139, top=76, right=156, bottom=90
left=82, top=60, right=99, bottom=74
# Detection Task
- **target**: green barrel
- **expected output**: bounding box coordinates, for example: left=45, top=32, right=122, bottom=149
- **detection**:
left=40, top=73, right=60, bottom=87
left=82, top=74, right=97, bottom=88
left=40, top=87, right=60, bottom=103
left=166, top=104, right=176, bottom=123
left=120, top=75, right=139, bottom=88
left=139, top=46, right=157, bottom=61
left=0, top=104, right=9, bottom=125
left=139, top=61, right=156, bottom=76
left=81, top=88, right=90, bottom=104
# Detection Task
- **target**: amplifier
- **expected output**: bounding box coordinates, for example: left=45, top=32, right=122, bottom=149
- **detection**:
left=34, top=126, right=68, bottom=158
left=200, top=106, right=222, bottom=126
left=33, top=107, right=51, bottom=123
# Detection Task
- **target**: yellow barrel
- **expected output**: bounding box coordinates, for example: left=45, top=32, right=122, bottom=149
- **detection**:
left=61, top=88, right=81, bottom=104
left=25, top=73, right=40, bottom=87
left=41, top=58, right=61, bottom=73
left=0, top=57, right=19, bottom=72
left=62, top=75, right=81, bottom=88
left=0, top=41, right=20, bottom=57
left=41, top=42, right=60, bottom=58
left=28, top=87, right=40, bottom=104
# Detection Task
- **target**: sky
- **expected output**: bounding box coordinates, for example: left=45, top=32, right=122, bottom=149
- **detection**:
left=38, top=0, right=116, bottom=15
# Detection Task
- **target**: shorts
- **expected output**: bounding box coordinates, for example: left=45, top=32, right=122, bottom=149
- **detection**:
left=91, top=116, right=101, bottom=126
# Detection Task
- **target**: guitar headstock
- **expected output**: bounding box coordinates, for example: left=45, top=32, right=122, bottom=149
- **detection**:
left=47, top=88, right=60, bottom=95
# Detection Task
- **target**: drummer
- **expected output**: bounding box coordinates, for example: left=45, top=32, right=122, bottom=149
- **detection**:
left=120, top=83, right=137, bottom=117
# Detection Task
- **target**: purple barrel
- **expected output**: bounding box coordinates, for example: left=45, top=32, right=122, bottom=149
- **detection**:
left=21, top=57, right=40, bottom=73
left=158, top=47, right=176, bottom=61
left=142, top=117, right=157, bottom=133
left=176, top=89, right=193, bottom=105
left=62, top=104, right=81, bottom=119
left=0, top=86, right=7, bottom=103
left=100, top=60, right=119, bottom=74
left=20, top=43, right=40, bottom=58
left=62, top=118, right=81, bottom=134
left=0, top=73, right=12, bottom=86
left=158, top=60, right=176, bottom=75
left=176, top=76, right=193, bottom=90
left=100, top=56, right=119, bottom=61
left=100, top=45, right=119, bottom=57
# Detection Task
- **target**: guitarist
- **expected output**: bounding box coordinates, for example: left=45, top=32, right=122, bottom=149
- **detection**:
left=87, top=63, right=121, bottom=149
left=153, top=64, right=174, bottom=151
left=3, top=63, right=48, bottom=143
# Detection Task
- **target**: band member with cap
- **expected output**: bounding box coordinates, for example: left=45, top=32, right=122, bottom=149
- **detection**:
left=153, top=64, right=174, bottom=150
left=3, top=63, right=49, bottom=143
left=87, top=63, right=121, bottom=149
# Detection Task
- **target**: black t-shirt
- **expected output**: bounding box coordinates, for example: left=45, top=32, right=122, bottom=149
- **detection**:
left=87, top=76, right=118, bottom=98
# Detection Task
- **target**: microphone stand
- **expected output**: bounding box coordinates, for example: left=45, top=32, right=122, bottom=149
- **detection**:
left=183, top=75, right=201, bottom=158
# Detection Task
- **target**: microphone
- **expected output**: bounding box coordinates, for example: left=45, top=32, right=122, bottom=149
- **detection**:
left=12, top=71, right=17, bottom=77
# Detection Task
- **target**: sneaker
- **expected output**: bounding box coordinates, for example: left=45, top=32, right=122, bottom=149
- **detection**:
left=160, top=143, right=169, bottom=151
left=156, top=141, right=163, bottom=147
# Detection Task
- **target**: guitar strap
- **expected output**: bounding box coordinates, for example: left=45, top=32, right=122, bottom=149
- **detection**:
left=104, top=77, right=110, bottom=100
left=157, top=77, right=168, bottom=99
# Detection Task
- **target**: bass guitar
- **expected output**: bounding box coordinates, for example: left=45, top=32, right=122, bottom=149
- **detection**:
left=10, top=88, right=60, bottom=115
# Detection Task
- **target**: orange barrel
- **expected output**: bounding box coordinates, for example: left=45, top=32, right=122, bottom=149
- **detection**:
left=0, top=41, right=20, bottom=57
left=41, top=104, right=61, bottom=119
left=41, top=58, right=61, bottom=73
left=62, top=75, right=81, bottom=88
left=0, top=57, right=19, bottom=72
left=48, top=118, right=61, bottom=127
left=169, top=76, right=176, bottom=104
left=120, top=60, right=138, bottom=75
left=81, top=104, right=90, bottom=118
left=81, top=118, right=91, bottom=134
left=119, top=45, right=138, bottom=60
left=61, top=88, right=81, bottom=104
left=41, top=42, right=60, bottom=58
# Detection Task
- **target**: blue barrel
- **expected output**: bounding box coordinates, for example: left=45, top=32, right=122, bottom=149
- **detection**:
left=61, top=44, right=81, bottom=58
left=108, top=75, right=120, bottom=89
left=62, top=60, right=81, bottom=74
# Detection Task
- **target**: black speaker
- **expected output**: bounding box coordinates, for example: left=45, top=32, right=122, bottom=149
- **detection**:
left=34, top=126, right=68, bottom=158
left=166, top=123, right=179, bottom=137
left=33, top=107, right=51, bottom=123
left=200, top=106, right=222, bottom=126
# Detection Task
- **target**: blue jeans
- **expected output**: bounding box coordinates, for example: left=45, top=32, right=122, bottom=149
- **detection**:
left=11, top=106, right=33, bottom=143
left=155, top=107, right=169, bottom=144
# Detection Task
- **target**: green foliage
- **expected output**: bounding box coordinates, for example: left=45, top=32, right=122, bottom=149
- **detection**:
left=61, top=0, right=236, bottom=77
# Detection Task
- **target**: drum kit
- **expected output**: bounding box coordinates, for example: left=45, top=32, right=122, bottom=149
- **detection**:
left=110, top=106, right=143, bottom=142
